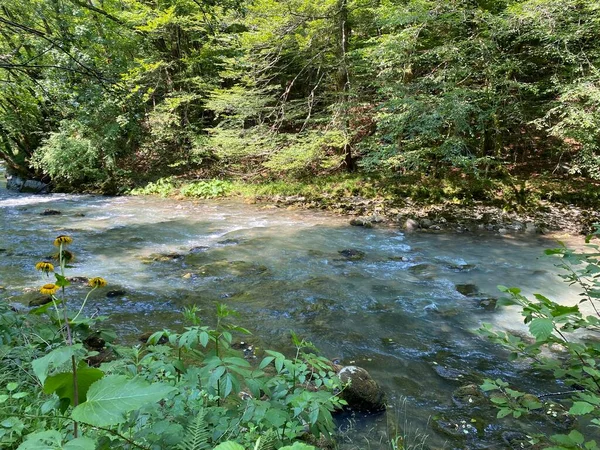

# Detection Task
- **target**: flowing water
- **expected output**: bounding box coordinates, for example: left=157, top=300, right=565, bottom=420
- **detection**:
left=0, top=167, right=594, bottom=448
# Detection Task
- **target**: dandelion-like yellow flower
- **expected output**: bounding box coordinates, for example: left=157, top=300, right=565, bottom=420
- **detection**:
left=40, top=283, right=59, bottom=295
left=53, top=235, right=73, bottom=247
left=53, top=250, right=74, bottom=263
left=89, top=277, right=107, bottom=288
left=35, top=262, right=55, bottom=273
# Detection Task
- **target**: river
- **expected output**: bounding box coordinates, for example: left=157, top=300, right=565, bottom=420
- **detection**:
left=0, top=169, right=593, bottom=448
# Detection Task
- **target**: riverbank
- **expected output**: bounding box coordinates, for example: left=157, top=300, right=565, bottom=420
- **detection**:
left=6, top=167, right=600, bottom=237
left=255, top=193, right=600, bottom=237
left=124, top=173, right=600, bottom=237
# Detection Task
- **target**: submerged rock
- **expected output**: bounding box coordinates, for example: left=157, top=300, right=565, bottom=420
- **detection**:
left=40, top=209, right=61, bottom=216
left=452, top=384, right=487, bottom=408
left=456, top=284, right=479, bottom=297
left=477, top=298, right=497, bottom=310
left=106, top=289, right=126, bottom=298
left=140, top=252, right=185, bottom=263
left=189, top=246, right=209, bottom=253
left=197, top=260, right=268, bottom=277
left=433, top=416, right=479, bottom=439
left=338, top=249, right=366, bottom=261
left=338, top=365, right=386, bottom=412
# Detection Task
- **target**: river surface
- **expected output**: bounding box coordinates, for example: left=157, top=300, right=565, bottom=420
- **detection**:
left=0, top=169, right=594, bottom=448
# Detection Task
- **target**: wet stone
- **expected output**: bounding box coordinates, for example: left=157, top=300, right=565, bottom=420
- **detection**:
left=189, top=246, right=209, bottom=253
left=502, top=431, right=542, bottom=449
left=141, top=252, right=184, bottom=263
left=408, top=263, right=437, bottom=275
left=338, top=249, right=366, bottom=261
left=452, top=384, right=487, bottom=408
left=477, top=298, right=497, bottom=310
left=432, top=363, right=468, bottom=381
left=40, top=209, right=61, bottom=216
left=217, top=238, right=240, bottom=245
left=456, top=284, right=479, bottom=297
left=68, top=276, right=89, bottom=284
left=338, top=365, right=387, bottom=412
left=106, top=290, right=127, bottom=298
left=197, top=260, right=268, bottom=277
left=447, top=263, right=476, bottom=272
left=349, top=217, right=373, bottom=228
left=29, top=296, right=52, bottom=307
left=433, top=416, right=479, bottom=439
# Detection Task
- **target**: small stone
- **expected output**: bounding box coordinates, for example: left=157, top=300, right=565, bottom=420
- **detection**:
left=106, top=290, right=126, bottom=298
left=420, top=219, right=433, bottom=229
left=404, top=218, right=419, bottom=232
left=182, top=272, right=193, bottom=279
left=40, top=209, right=61, bottom=216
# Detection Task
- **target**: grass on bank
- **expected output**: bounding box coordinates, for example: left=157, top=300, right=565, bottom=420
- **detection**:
left=128, top=172, right=600, bottom=211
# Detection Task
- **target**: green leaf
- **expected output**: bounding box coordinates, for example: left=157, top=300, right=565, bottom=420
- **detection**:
left=17, top=430, right=62, bottom=449
left=64, top=437, right=97, bottom=450
left=199, top=331, right=209, bottom=347
left=569, top=401, right=596, bottom=416
left=529, top=318, right=554, bottom=341
left=497, top=408, right=511, bottom=418
left=55, top=274, right=71, bottom=288
left=44, top=367, right=104, bottom=407
left=212, top=442, right=245, bottom=450
left=259, top=356, right=275, bottom=369
left=71, top=375, right=176, bottom=426
left=280, top=444, right=317, bottom=450
left=32, top=345, right=83, bottom=385
left=568, top=430, right=585, bottom=445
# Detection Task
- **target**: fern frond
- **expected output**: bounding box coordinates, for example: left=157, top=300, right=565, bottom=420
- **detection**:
left=178, top=408, right=211, bottom=450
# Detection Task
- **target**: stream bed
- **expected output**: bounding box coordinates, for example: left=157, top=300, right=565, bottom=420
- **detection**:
left=0, top=170, right=595, bottom=449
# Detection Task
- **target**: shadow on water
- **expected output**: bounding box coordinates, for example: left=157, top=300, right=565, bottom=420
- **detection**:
left=0, top=175, right=595, bottom=448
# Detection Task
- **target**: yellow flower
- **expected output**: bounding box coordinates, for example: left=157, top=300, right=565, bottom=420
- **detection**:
left=53, top=250, right=74, bottom=263
left=40, top=283, right=59, bottom=295
left=89, top=277, right=107, bottom=288
left=35, top=262, right=55, bottom=273
left=53, top=235, right=73, bottom=246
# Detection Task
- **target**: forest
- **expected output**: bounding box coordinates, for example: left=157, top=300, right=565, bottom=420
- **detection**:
left=1, top=0, right=599, bottom=205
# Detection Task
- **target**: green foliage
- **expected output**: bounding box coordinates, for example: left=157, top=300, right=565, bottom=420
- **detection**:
left=130, top=177, right=178, bottom=197
left=479, top=226, right=600, bottom=449
left=180, top=180, right=233, bottom=198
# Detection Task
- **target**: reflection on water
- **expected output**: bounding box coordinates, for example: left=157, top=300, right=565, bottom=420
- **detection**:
left=0, top=167, right=592, bottom=447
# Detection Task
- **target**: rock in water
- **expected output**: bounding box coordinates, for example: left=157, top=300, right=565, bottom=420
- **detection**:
left=338, top=365, right=386, bottom=412
left=338, top=249, right=366, bottom=261
left=40, top=209, right=61, bottom=216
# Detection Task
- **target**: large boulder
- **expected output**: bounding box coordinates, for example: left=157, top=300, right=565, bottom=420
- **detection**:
left=338, top=365, right=386, bottom=412
left=6, top=174, right=50, bottom=193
